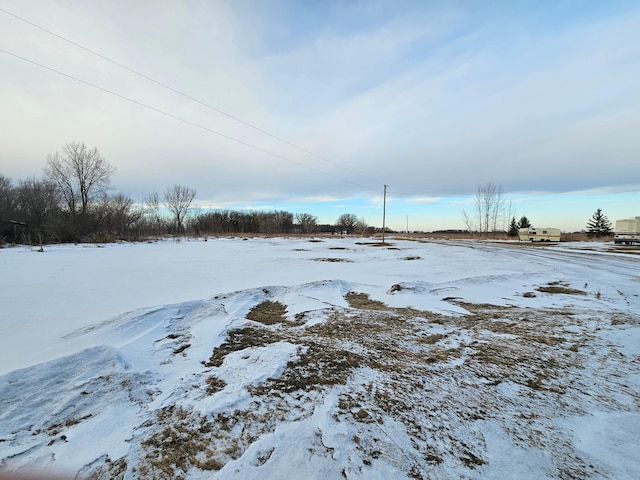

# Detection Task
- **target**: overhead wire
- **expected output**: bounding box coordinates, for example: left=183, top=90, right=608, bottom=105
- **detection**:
left=0, top=47, right=380, bottom=192
left=0, top=6, right=383, bottom=188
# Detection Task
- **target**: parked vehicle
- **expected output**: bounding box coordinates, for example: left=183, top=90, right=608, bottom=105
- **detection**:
left=614, top=217, right=640, bottom=245
left=518, top=228, right=561, bottom=242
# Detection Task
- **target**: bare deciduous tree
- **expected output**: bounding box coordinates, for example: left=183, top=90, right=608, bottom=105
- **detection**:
left=336, top=213, right=358, bottom=235
left=44, top=142, right=115, bottom=216
left=164, top=185, right=196, bottom=233
left=463, top=181, right=506, bottom=235
left=355, top=217, right=368, bottom=235
left=15, top=177, right=60, bottom=241
left=295, top=213, right=318, bottom=234
left=0, top=174, right=15, bottom=219
left=98, top=193, right=138, bottom=236
left=462, top=210, right=475, bottom=233
left=504, top=200, right=517, bottom=233
left=144, top=192, right=164, bottom=233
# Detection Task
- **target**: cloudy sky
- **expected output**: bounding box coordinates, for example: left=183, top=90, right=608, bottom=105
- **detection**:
left=1, top=0, right=639, bottom=231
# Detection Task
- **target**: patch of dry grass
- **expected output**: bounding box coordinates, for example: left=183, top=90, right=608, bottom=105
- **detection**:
left=417, top=333, right=446, bottom=344
left=251, top=343, right=362, bottom=395
left=537, top=285, right=586, bottom=295
left=173, top=343, right=191, bottom=355
left=606, top=246, right=640, bottom=255
left=205, top=376, right=227, bottom=395
left=140, top=406, right=225, bottom=477
left=204, top=327, right=281, bottom=367
left=311, top=257, right=354, bottom=263
left=139, top=289, right=619, bottom=479
left=87, top=457, right=127, bottom=480
left=345, top=292, right=388, bottom=310
left=246, top=300, right=288, bottom=325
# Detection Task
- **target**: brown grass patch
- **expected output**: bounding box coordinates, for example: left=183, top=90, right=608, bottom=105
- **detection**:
left=606, top=248, right=640, bottom=255
left=345, top=292, right=388, bottom=310
left=205, top=376, right=227, bottom=395
left=204, top=327, right=281, bottom=367
left=140, top=406, right=225, bottom=477
left=312, top=257, right=353, bottom=263
left=246, top=300, right=288, bottom=325
left=250, top=343, right=362, bottom=394
left=536, top=285, right=586, bottom=295
left=418, top=333, right=446, bottom=344
left=173, top=343, right=191, bottom=355
left=140, top=286, right=614, bottom=478
left=611, top=313, right=640, bottom=326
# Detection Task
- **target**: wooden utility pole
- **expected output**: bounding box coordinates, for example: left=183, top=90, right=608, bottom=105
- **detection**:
left=382, top=184, right=387, bottom=243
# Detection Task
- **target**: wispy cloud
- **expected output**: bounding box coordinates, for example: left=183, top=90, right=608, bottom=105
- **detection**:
left=1, top=0, right=638, bottom=231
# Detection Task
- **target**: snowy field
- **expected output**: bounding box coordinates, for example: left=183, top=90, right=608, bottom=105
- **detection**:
left=1, top=236, right=639, bottom=479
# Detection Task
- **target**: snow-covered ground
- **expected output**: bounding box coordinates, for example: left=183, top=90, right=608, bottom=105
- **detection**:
left=1, top=237, right=639, bottom=479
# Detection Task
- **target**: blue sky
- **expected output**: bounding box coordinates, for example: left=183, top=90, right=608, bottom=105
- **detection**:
left=1, top=0, right=639, bottom=232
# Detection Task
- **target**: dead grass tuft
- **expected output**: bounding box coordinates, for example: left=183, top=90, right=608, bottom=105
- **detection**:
left=246, top=300, right=288, bottom=325
left=140, top=406, right=224, bottom=477
left=205, top=376, right=227, bottom=395
left=460, top=450, right=486, bottom=468
left=46, top=414, right=93, bottom=436
left=311, top=257, right=353, bottom=263
left=418, top=333, right=445, bottom=345
left=204, top=327, right=281, bottom=367
left=606, top=246, right=640, bottom=255
left=173, top=343, right=191, bottom=355
left=345, top=292, right=388, bottom=310
left=251, top=343, right=362, bottom=394
left=86, top=457, right=127, bottom=480
left=537, top=285, right=586, bottom=295
left=611, top=313, right=640, bottom=325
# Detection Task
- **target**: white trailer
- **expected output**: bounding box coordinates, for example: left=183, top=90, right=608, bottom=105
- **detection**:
left=614, top=217, right=640, bottom=245
left=518, top=228, right=561, bottom=242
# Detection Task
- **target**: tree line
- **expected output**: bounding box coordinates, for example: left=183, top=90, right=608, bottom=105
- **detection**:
left=0, top=142, right=370, bottom=245
left=462, top=181, right=614, bottom=238
left=3, top=143, right=613, bottom=245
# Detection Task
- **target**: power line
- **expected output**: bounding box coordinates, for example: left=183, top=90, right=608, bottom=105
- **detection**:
left=0, top=6, right=382, bottom=188
left=1, top=48, right=380, bottom=192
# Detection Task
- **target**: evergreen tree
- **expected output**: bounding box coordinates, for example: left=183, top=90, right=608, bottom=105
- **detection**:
left=586, top=208, right=612, bottom=237
left=517, top=216, right=531, bottom=229
left=507, top=217, right=519, bottom=236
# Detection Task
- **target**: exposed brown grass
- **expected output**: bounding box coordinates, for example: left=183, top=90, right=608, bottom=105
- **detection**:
left=204, top=327, right=281, bottom=367
left=345, top=292, right=388, bottom=310
left=311, top=257, right=354, bottom=263
left=246, top=300, right=288, bottom=325
left=250, top=343, right=362, bottom=395
left=606, top=246, right=640, bottom=255
left=140, top=406, right=225, bottom=477
left=139, top=289, right=619, bottom=478
left=536, top=285, right=586, bottom=295
left=205, top=376, right=227, bottom=395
